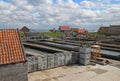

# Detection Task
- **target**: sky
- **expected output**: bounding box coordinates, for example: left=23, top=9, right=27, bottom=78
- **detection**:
left=0, top=0, right=120, bottom=31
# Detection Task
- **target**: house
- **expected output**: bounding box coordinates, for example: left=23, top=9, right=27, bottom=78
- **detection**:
left=71, top=28, right=79, bottom=32
left=107, top=25, right=120, bottom=35
left=0, top=29, right=28, bottom=81
left=97, top=27, right=109, bottom=34
left=20, top=26, right=30, bottom=32
left=97, top=25, right=120, bottom=35
left=70, top=28, right=78, bottom=37
left=77, top=29, right=88, bottom=38
left=59, top=26, right=89, bottom=38
left=59, top=26, right=71, bottom=32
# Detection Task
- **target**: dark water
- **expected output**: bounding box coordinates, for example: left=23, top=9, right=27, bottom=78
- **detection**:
left=41, top=42, right=120, bottom=56
left=25, top=45, right=120, bottom=57
left=25, top=47, right=41, bottom=54
left=43, top=42, right=78, bottom=48
left=44, top=42, right=120, bottom=56
left=100, top=49, right=120, bottom=56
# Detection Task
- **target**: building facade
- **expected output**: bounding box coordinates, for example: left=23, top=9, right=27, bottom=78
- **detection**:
left=77, top=29, right=88, bottom=38
left=107, top=25, right=120, bottom=35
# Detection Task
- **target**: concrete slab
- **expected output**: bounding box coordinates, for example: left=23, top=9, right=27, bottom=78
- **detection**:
left=28, top=64, right=120, bottom=81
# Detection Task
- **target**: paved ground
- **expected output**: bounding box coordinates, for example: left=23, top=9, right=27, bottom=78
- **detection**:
left=28, top=64, right=120, bottom=81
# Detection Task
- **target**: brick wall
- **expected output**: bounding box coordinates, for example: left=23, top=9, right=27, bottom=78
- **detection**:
left=0, top=62, right=28, bottom=81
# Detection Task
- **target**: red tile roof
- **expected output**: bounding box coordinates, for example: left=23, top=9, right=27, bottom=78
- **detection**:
left=0, top=29, right=26, bottom=65
left=97, top=27, right=109, bottom=34
left=77, top=29, right=88, bottom=34
left=71, top=28, right=79, bottom=32
left=59, top=26, right=70, bottom=31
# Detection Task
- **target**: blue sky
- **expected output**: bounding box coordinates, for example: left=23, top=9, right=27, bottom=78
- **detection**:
left=3, top=0, right=120, bottom=4
left=0, top=0, right=120, bottom=31
left=3, top=0, right=9, bottom=2
left=53, top=0, right=120, bottom=4
left=3, top=0, right=65, bottom=3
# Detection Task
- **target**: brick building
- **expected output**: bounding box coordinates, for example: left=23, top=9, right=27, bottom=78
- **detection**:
left=59, top=26, right=71, bottom=32
left=97, top=25, right=120, bottom=35
left=97, top=27, right=109, bottom=34
left=71, top=28, right=79, bottom=32
left=107, top=25, right=120, bottom=35
left=0, top=29, right=28, bottom=81
left=77, top=29, right=88, bottom=38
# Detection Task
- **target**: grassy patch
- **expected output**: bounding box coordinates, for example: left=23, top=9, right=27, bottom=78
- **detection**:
left=89, top=32, right=104, bottom=37
left=42, top=32, right=62, bottom=38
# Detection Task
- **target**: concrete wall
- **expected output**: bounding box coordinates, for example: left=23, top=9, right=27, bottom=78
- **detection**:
left=0, top=62, right=28, bottom=81
left=26, top=51, right=80, bottom=73
left=26, top=46, right=91, bottom=72
left=79, top=47, right=91, bottom=65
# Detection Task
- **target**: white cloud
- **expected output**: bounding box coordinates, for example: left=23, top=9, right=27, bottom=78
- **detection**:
left=79, top=1, right=95, bottom=9
left=0, top=0, right=120, bottom=31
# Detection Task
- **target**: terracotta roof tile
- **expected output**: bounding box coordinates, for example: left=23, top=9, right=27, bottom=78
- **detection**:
left=77, top=29, right=88, bottom=34
left=97, top=27, right=109, bottom=34
left=59, top=26, right=70, bottom=31
left=0, top=29, right=26, bottom=65
left=71, top=28, right=79, bottom=32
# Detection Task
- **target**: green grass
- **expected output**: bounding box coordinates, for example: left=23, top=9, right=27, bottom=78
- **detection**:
left=20, top=31, right=104, bottom=39
left=42, top=32, right=62, bottom=38
left=19, top=31, right=62, bottom=38
left=43, top=32, right=104, bottom=38
left=88, top=32, right=104, bottom=37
